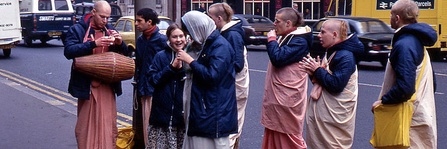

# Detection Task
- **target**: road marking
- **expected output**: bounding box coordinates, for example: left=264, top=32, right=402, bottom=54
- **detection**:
left=435, top=73, right=447, bottom=77
left=0, top=69, right=132, bottom=126
left=249, top=68, right=267, bottom=73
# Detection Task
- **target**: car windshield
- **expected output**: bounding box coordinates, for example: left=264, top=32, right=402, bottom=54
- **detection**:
left=355, top=20, right=392, bottom=34
left=157, top=20, right=171, bottom=30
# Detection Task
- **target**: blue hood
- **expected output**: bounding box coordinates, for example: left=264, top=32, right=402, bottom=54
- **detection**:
left=223, top=20, right=245, bottom=41
left=329, top=34, right=364, bottom=57
left=395, top=23, right=437, bottom=47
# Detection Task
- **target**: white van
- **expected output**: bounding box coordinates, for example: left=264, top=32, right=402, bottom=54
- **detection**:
left=0, top=0, right=22, bottom=57
left=19, top=0, right=75, bottom=46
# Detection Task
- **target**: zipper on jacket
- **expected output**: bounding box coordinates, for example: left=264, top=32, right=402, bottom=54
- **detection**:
left=202, top=98, right=206, bottom=110
left=216, top=121, right=219, bottom=138
left=169, top=80, right=176, bottom=133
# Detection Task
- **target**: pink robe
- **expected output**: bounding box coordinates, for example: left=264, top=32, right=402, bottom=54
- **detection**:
left=75, top=27, right=118, bottom=149
left=261, top=27, right=310, bottom=149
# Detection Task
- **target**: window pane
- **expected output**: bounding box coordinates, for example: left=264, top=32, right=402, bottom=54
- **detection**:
left=157, top=20, right=170, bottom=30
left=55, top=0, right=69, bottom=10
left=115, top=20, right=125, bottom=32
left=124, top=20, right=133, bottom=32
left=38, top=0, right=52, bottom=11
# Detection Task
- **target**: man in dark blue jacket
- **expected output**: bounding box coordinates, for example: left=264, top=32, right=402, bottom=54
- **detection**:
left=261, top=7, right=312, bottom=149
left=64, top=1, right=128, bottom=148
left=133, top=8, right=168, bottom=147
left=371, top=0, right=437, bottom=148
left=301, top=19, right=363, bottom=148
left=208, top=3, right=249, bottom=148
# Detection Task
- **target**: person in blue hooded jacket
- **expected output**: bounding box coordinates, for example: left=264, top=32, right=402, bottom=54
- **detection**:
left=133, top=8, right=168, bottom=147
left=301, top=19, right=363, bottom=149
left=208, top=3, right=249, bottom=149
left=261, top=7, right=312, bottom=149
left=146, top=23, right=186, bottom=149
left=63, top=1, right=128, bottom=148
left=371, top=0, right=437, bottom=148
left=177, top=10, right=237, bottom=149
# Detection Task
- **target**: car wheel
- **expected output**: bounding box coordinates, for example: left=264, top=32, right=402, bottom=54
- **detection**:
left=40, top=39, right=48, bottom=45
left=24, top=37, right=33, bottom=46
left=3, top=49, right=11, bottom=57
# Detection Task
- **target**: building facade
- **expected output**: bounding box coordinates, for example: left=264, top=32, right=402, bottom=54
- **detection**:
left=117, top=0, right=352, bottom=23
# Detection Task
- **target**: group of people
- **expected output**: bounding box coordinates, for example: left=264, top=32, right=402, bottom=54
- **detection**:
left=261, top=0, right=437, bottom=149
left=64, top=1, right=249, bottom=149
left=63, top=0, right=437, bottom=149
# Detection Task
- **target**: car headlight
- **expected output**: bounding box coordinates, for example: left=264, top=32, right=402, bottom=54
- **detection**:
left=368, top=41, right=373, bottom=47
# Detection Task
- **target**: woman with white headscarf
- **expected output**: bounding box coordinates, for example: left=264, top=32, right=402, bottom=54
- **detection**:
left=177, top=11, right=238, bottom=149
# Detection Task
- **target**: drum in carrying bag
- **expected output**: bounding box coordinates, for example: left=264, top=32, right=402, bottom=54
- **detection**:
left=74, top=52, right=135, bottom=83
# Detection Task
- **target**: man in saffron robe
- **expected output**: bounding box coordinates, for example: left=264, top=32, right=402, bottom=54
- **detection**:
left=371, top=0, right=437, bottom=148
left=64, top=1, right=128, bottom=148
left=301, top=19, right=363, bottom=148
left=260, top=7, right=312, bottom=149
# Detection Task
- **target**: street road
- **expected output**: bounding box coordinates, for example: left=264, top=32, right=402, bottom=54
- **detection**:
left=0, top=40, right=445, bottom=149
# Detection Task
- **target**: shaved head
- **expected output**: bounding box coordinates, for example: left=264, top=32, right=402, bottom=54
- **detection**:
left=91, top=1, right=111, bottom=29
left=391, top=0, right=418, bottom=24
left=323, top=19, right=348, bottom=40
left=318, top=19, right=349, bottom=48
left=94, top=1, right=111, bottom=14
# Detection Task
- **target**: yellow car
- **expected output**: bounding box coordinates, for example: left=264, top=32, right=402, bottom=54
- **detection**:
left=113, top=16, right=173, bottom=52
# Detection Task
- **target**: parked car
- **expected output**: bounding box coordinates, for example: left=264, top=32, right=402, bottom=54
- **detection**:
left=73, top=2, right=122, bottom=25
left=19, top=0, right=75, bottom=46
left=303, top=19, right=318, bottom=27
left=113, top=16, right=174, bottom=54
left=310, top=16, right=394, bottom=67
left=232, top=14, right=274, bottom=46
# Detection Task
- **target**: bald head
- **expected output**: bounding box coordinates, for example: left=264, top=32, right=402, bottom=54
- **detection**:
left=91, top=1, right=111, bottom=29
left=94, top=1, right=111, bottom=14
left=391, top=0, right=418, bottom=24
left=323, top=19, right=348, bottom=40
left=318, top=19, right=348, bottom=48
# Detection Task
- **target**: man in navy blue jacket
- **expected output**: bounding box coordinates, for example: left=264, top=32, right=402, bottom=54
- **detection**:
left=371, top=0, right=437, bottom=148
left=133, top=8, right=168, bottom=147
left=64, top=1, right=128, bottom=148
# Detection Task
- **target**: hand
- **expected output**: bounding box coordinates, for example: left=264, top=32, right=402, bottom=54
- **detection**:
left=267, top=30, right=276, bottom=38
left=300, top=54, right=321, bottom=75
left=108, top=29, right=122, bottom=45
left=94, top=36, right=115, bottom=47
left=171, top=56, right=183, bottom=69
left=371, top=100, right=382, bottom=113
left=177, top=50, right=194, bottom=64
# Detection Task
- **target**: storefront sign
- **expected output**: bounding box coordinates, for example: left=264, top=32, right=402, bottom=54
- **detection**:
left=376, top=0, right=434, bottom=10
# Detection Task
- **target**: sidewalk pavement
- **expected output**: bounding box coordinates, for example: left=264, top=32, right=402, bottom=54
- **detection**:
left=0, top=78, right=77, bottom=149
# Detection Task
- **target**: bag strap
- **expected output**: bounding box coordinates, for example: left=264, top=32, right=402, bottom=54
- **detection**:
left=408, top=50, right=428, bottom=102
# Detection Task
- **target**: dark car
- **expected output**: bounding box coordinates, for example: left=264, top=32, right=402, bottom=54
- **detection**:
left=310, top=16, right=394, bottom=67
left=19, top=0, right=75, bottom=46
left=73, top=2, right=122, bottom=25
left=232, top=14, right=274, bottom=46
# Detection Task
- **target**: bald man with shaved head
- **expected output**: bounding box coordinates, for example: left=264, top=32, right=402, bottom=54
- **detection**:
left=260, top=7, right=312, bottom=149
left=301, top=19, right=363, bottom=148
left=371, top=0, right=437, bottom=148
left=64, top=1, right=128, bottom=148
